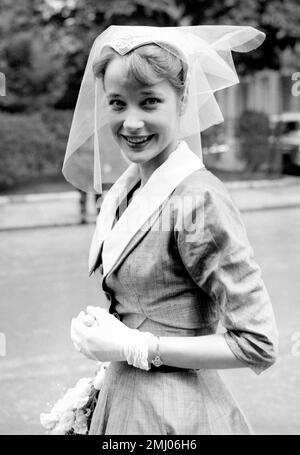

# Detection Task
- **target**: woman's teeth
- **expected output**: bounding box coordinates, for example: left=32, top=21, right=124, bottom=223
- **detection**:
left=123, top=135, right=153, bottom=144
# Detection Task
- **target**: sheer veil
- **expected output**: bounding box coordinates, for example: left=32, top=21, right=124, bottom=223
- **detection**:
left=62, top=25, right=265, bottom=193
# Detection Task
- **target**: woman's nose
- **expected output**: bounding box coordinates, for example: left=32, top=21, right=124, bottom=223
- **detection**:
left=123, top=114, right=144, bottom=132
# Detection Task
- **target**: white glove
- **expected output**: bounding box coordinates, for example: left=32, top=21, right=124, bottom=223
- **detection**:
left=70, top=306, right=155, bottom=370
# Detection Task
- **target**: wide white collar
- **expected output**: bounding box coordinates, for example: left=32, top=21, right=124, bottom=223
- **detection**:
left=88, top=141, right=204, bottom=276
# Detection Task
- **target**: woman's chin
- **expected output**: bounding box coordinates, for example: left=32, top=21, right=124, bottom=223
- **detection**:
left=123, top=152, right=151, bottom=164
left=120, top=141, right=158, bottom=163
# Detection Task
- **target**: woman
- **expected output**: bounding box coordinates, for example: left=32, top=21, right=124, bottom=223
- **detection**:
left=64, top=25, right=278, bottom=435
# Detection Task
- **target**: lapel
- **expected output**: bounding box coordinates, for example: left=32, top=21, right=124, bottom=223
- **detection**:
left=88, top=163, right=140, bottom=275
left=88, top=141, right=204, bottom=277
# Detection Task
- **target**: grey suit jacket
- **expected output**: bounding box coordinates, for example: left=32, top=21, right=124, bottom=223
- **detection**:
left=91, top=168, right=278, bottom=375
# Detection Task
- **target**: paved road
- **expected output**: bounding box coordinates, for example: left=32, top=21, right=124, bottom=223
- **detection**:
left=0, top=209, right=300, bottom=435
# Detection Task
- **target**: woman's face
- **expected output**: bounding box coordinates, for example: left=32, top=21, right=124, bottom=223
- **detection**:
left=103, top=57, right=182, bottom=167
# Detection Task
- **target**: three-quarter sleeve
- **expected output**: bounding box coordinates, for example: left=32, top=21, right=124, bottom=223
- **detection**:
left=175, top=184, right=278, bottom=375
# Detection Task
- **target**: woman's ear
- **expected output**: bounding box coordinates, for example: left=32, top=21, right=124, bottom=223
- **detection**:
left=179, top=90, right=188, bottom=116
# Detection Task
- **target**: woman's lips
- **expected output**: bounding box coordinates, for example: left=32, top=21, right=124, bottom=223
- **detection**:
left=121, top=134, right=155, bottom=145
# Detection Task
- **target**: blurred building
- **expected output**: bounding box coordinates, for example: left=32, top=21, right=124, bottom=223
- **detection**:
left=209, top=66, right=300, bottom=172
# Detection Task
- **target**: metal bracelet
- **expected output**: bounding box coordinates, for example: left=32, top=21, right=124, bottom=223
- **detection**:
left=151, top=336, right=163, bottom=367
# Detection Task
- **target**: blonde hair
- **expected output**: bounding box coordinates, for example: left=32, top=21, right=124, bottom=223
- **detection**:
left=93, top=43, right=187, bottom=97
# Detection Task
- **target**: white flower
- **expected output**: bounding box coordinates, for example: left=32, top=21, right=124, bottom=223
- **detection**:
left=51, top=377, right=92, bottom=416
left=40, top=366, right=110, bottom=435
left=51, top=410, right=75, bottom=435
left=73, top=409, right=88, bottom=435
left=40, top=412, right=59, bottom=431
left=40, top=376, right=93, bottom=434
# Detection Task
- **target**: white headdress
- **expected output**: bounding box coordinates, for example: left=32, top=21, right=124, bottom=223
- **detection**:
left=62, top=25, right=265, bottom=193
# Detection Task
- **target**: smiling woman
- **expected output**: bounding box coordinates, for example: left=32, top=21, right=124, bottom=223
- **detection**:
left=62, top=25, right=278, bottom=435
left=93, top=44, right=187, bottom=185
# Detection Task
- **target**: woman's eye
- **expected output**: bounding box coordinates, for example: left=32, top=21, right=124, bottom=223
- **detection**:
left=108, top=100, right=125, bottom=109
left=143, top=98, right=160, bottom=106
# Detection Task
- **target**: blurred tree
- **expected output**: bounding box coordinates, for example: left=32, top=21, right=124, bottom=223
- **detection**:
left=178, top=0, right=300, bottom=74
left=0, top=0, right=183, bottom=111
left=43, top=0, right=184, bottom=108
left=0, top=29, right=66, bottom=111
left=0, top=0, right=299, bottom=112
left=235, top=110, right=272, bottom=173
left=0, top=0, right=67, bottom=111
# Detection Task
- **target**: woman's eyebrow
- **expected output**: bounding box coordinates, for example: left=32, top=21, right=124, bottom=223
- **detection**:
left=107, top=93, right=122, bottom=99
left=140, top=89, right=163, bottom=96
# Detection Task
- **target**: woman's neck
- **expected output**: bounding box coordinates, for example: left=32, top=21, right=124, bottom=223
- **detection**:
left=138, top=139, right=179, bottom=187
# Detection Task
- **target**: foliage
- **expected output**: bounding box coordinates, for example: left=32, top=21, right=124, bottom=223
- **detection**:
left=235, top=110, right=272, bottom=173
left=1, top=0, right=299, bottom=113
left=178, top=0, right=300, bottom=74
left=0, top=109, right=72, bottom=189
left=0, top=0, right=183, bottom=111
left=0, top=30, right=66, bottom=112
left=0, top=0, right=298, bottom=186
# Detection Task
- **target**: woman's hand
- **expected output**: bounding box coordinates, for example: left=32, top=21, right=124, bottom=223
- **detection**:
left=70, top=310, right=98, bottom=360
left=70, top=306, right=130, bottom=362
left=71, top=306, right=156, bottom=369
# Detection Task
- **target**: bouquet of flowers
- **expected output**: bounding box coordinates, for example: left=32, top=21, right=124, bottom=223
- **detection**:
left=40, top=362, right=109, bottom=435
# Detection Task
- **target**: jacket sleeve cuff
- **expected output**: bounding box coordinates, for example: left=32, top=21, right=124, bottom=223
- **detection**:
left=223, top=331, right=277, bottom=376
